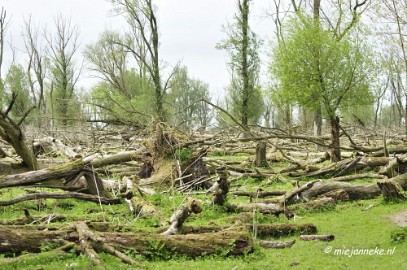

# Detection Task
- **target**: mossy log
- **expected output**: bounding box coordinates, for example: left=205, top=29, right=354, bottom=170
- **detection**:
left=377, top=181, right=407, bottom=201
left=0, top=160, right=110, bottom=197
left=0, top=225, right=253, bottom=257
left=173, top=223, right=317, bottom=238
left=301, top=181, right=381, bottom=201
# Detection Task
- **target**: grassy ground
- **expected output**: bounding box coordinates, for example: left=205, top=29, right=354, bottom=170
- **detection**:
left=0, top=162, right=406, bottom=269
left=0, top=193, right=405, bottom=269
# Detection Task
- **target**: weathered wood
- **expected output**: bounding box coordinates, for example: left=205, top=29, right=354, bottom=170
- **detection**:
left=281, top=180, right=320, bottom=206
left=0, top=160, right=110, bottom=197
left=174, top=223, right=317, bottom=238
left=232, top=190, right=287, bottom=198
left=0, top=225, right=253, bottom=257
left=228, top=202, right=283, bottom=216
left=255, top=141, right=267, bottom=167
left=33, top=137, right=81, bottom=159
left=0, top=192, right=121, bottom=206
left=300, top=234, right=335, bottom=241
left=377, top=181, right=407, bottom=201
left=210, top=168, right=229, bottom=206
left=90, top=149, right=145, bottom=168
left=259, top=239, right=295, bottom=249
left=301, top=181, right=381, bottom=201
left=161, top=198, right=203, bottom=235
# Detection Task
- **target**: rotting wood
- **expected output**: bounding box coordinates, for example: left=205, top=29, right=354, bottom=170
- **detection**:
left=0, top=192, right=121, bottom=206
left=161, top=198, right=203, bottom=235
left=209, top=167, right=230, bottom=206
left=259, top=239, right=296, bottom=249
left=0, top=159, right=110, bottom=197
left=281, top=180, right=320, bottom=206
left=377, top=181, right=407, bottom=201
left=227, top=202, right=283, bottom=216
left=300, top=234, right=335, bottom=241
left=232, top=190, right=287, bottom=198
left=0, top=225, right=253, bottom=257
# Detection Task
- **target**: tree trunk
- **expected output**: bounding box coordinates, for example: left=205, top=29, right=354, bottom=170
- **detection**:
left=377, top=180, right=407, bottom=201
left=0, top=225, right=253, bottom=257
left=329, top=116, right=341, bottom=162
left=313, top=106, right=322, bottom=136
left=0, top=159, right=110, bottom=197
left=255, top=141, right=267, bottom=167
left=0, top=114, right=39, bottom=170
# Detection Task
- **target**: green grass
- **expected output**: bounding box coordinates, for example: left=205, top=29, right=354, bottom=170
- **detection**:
left=0, top=174, right=406, bottom=269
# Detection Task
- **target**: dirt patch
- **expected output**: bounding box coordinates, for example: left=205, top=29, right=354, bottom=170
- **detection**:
left=389, top=210, right=407, bottom=227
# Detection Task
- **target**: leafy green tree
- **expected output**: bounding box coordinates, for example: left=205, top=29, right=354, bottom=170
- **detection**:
left=4, top=64, right=33, bottom=119
left=217, top=0, right=263, bottom=129
left=46, top=15, right=81, bottom=126
left=111, top=0, right=171, bottom=122
left=271, top=17, right=374, bottom=161
left=168, top=66, right=212, bottom=131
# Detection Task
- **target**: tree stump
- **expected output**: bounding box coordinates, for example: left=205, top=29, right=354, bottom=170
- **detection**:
left=255, top=141, right=267, bottom=167
left=377, top=181, right=407, bottom=201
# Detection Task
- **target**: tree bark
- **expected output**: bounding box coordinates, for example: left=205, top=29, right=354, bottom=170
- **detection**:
left=0, top=225, right=253, bottom=257
left=255, top=141, right=267, bottom=167
left=329, top=116, right=341, bottom=162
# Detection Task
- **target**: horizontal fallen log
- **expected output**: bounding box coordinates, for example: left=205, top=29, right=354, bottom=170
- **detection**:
left=259, top=239, right=296, bottom=249
left=228, top=202, right=283, bottom=216
left=0, top=225, right=253, bottom=257
left=301, top=181, right=381, bottom=201
left=232, top=190, right=287, bottom=198
left=300, top=234, right=335, bottom=241
left=0, top=159, right=110, bottom=197
left=172, top=223, right=317, bottom=238
left=0, top=192, right=121, bottom=206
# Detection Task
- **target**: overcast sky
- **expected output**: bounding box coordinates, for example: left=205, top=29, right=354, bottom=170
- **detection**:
left=2, top=0, right=274, bottom=100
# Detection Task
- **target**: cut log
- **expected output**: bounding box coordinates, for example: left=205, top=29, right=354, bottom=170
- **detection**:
left=227, top=202, right=283, bottom=216
left=0, top=225, right=253, bottom=257
left=259, top=239, right=295, bottom=249
left=300, top=234, right=335, bottom=241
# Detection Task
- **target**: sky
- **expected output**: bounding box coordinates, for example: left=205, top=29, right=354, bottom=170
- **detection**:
left=1, top=0, right=274, bottom=100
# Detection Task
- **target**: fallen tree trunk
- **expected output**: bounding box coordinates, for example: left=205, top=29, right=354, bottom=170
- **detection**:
left=232, top=190, right=287, bottom=198
left=0, top=225, right=253, bottom=257
left=300, top=234, right=335, bottom=241
left=0, top=192, right=121, bottom=206
left=301, top=181, right=381, bottom=201
left=259, top=240, right=295, bottom=249
left=0, top=160, right=110, bottom=197
left=174, top=223, right=317, bottom=238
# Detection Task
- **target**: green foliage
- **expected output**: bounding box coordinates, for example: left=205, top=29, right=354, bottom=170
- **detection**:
left=271, top=16, right=375, bottom=120
left=217, top=0, right=264, bottom=126
left=168, top=66, right=212, bottom=130
left=144, top=240, right=174, bottom=261
left=3, top=64, right=33, bottom=120
left=391, top=228, right=407, bottom=243
left=174, top=148, right=193, bottom=163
